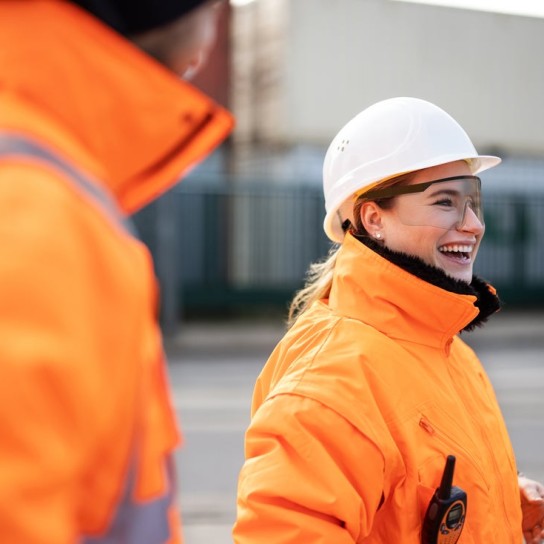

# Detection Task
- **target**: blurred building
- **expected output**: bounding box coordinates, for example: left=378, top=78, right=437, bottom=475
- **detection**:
left=200, top=0, right=544, bottom=170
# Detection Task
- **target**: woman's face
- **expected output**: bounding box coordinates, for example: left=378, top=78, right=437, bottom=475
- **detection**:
left=365, top=161, right=485, bottom=283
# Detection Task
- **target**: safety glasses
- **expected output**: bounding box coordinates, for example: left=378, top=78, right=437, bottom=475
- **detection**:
left=363, top=175, right=484, bottom=230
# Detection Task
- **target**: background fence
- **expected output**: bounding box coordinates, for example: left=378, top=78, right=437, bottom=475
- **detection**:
left=133, top=175, right=544, bottom=325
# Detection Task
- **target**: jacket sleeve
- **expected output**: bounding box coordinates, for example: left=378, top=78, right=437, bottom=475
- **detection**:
left=233, top=393, right=386, bottom=543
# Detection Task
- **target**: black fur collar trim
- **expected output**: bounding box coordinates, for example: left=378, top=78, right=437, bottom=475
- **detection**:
left=356, top=236, right=501, bottom=332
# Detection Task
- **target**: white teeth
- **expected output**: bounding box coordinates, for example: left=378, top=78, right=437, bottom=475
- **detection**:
left=439, top=245, right=473, bottom=253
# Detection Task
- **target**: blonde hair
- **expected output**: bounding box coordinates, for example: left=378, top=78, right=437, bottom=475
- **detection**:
left=287, top=172, right=413, bottom=328
left=287, top=245, right=340, bottom=327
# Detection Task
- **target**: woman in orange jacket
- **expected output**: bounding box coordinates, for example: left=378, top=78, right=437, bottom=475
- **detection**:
left=0, top=1, right=232, bottom=543
left=234, top=97, right=544, bottom=543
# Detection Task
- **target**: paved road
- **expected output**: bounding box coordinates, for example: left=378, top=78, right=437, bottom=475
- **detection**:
left=165, top=310, right=544, bottom=543
left=167, top=323, right=283, bottom=544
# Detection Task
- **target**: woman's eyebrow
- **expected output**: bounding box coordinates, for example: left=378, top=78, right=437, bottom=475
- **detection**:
left=426, top=187, right=463, bottom=198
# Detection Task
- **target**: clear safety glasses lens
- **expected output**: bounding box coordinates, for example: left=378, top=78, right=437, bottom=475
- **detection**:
left=364, top=176, right=484, bottom=230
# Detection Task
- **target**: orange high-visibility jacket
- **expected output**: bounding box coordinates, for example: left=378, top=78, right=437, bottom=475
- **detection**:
left=0, top=1, right=233, bottom=543
left=234, top=233, right=522, bottom=543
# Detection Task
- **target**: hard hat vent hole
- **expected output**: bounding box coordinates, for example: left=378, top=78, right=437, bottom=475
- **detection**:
left=338, top=139, right=350, bottom=152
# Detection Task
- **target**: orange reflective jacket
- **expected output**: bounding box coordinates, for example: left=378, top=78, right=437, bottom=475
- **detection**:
left=0, top=1, right=233, bottom=543
left=234, top=234, right=522, bottom=543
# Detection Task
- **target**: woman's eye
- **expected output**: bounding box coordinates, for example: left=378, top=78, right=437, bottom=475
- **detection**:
left=434, top=198, right=454, bottom=207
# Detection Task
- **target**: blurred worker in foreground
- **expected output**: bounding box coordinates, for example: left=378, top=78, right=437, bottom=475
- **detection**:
left=0, top=0, right=233, bottom=542
left=234, top=97, right=544, bottom=543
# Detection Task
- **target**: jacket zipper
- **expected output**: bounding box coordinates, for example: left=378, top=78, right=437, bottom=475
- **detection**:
left=473, top=419, right=518, bottom=541
left=445, top=369, right=519, bottom=542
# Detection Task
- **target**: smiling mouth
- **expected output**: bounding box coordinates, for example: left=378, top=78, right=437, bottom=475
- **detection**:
left=438, top=244, right=474, bottom=263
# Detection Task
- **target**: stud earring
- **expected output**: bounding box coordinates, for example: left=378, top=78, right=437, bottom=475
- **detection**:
left=374, top=232, right=382, bottom=240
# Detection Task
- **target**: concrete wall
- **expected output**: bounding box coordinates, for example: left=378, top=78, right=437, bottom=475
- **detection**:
left=279, top=0, right=544, bottom=156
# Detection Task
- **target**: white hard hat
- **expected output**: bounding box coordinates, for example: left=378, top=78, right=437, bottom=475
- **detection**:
left=322, top=97, right=501, bottom=243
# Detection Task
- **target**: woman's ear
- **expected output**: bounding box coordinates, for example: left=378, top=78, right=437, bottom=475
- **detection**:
left=360, top=201, right=384, bottom=236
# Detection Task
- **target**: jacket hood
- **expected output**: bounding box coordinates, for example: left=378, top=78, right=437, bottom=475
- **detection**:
left=329, top=233, right=499, bottom=350
left=0, top=0, right=234, bottom=213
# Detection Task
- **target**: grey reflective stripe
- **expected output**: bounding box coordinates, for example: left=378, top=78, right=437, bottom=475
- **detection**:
left=0, top=133, right=136, bottom=237
left=82, top=457, right=176, bottom=544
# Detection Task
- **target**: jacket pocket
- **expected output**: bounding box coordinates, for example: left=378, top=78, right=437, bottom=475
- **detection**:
left=417, top=413, right=490, bottom=492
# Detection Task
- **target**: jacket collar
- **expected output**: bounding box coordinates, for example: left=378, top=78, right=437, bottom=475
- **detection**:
left=328, top=233, right=500, bottom=349
left=0, top=0, right=234, bottom=212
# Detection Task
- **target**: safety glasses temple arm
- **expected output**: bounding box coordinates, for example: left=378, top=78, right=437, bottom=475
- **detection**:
left=361, top=175, right=481, bottom=200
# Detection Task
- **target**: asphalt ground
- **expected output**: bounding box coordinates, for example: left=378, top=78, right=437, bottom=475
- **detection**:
left=164, top=309, right=544, bottom=543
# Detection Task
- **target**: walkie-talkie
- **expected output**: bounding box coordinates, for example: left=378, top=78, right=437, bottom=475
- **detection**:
left=421, top=455, right=467, bottom=544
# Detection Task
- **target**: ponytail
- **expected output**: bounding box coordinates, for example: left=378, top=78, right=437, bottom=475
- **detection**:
left=287, top=244, right=340, bottom=328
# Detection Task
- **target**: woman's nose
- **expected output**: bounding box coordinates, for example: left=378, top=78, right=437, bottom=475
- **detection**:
left=458, top=204, right=485, bottom=234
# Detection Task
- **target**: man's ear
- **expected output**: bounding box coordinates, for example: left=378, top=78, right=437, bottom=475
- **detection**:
left=360, top=201, right=384, bottom=235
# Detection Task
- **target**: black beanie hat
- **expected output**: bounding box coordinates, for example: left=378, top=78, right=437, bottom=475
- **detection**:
left=71, top=0, right=212, bottom=35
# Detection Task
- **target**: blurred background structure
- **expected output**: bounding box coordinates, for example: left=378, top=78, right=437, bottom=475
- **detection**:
left=132, top=1, right=544, bottom=541
left=133, top=0, right=544, bottom=328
